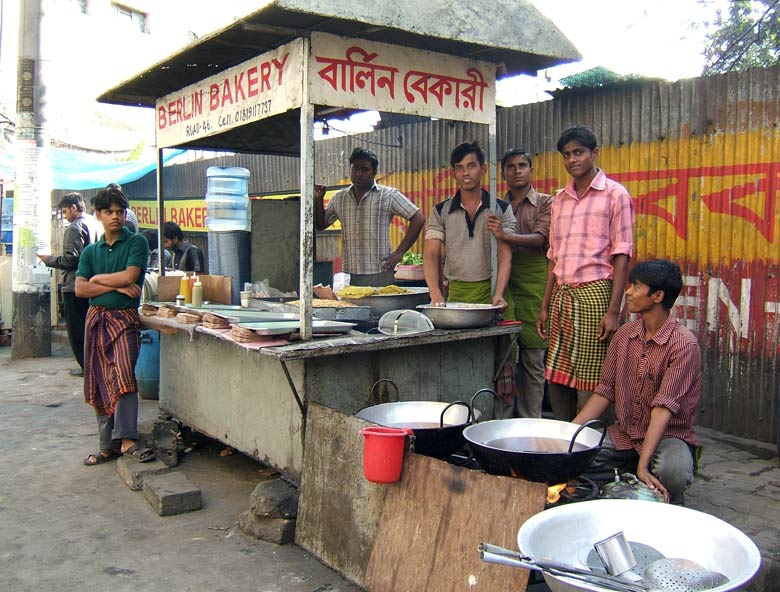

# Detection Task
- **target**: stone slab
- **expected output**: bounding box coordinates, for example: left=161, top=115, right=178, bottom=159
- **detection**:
left=116, top=457, right=173, bottom=491
left=143, top=472, right=202, bottom=516
left=238, top=511, right=295, bottom=545
left=249, top=478, right=299, bottom=519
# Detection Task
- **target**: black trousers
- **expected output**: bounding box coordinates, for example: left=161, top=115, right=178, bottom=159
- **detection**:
left=62, top=291, right=90, bottom=369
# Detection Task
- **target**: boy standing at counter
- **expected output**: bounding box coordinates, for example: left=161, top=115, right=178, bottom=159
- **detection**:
left=76, top=186, right=155, bottom=466
left=423, top=141, right=515, bottom=308
left=424, top=142, right=517, bottom=402
left=487, top=150, right=552, bottom=418
left=536, top=126, right=634, bottom=421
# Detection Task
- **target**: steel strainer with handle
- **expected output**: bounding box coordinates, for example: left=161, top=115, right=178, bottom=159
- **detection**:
left=643, top=558, right=729, bottom=592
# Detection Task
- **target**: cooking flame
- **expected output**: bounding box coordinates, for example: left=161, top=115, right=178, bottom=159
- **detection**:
left=546, top=483, right=568, bottom=504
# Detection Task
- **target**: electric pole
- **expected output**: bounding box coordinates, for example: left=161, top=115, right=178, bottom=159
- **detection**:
left=12, top=0, right=52, bottom=359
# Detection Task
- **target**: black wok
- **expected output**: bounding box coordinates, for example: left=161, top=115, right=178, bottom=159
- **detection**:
left=355, top=380, right=486, bottom=459
left=462, top=418, right=606, bottom=483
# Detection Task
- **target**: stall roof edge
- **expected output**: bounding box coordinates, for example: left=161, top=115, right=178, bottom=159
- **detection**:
left=97, top=0, right=581, bottom=108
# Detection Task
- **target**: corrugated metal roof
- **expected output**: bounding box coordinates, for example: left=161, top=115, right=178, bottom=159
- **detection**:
left=97, top=0, right=579, bottom=109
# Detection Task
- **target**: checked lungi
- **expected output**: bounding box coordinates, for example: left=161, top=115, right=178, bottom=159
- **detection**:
left=545, top=279, right=611, bottom=392
left=84, top=306, right=140, bottom=416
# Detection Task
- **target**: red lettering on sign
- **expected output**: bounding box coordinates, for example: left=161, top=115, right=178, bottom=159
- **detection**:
left=210, top=84, right=220, bottom=111
left=194, top=207, right=205, bottom=228
left=233, top=72, right=246, bottom=102
left=221, top=79, right=234, bottom=106
left=247, top=66, right=259, bottom=97
left=158, top=106, right=167, bottom=129
left=260, top=62, right=272, bottom=92
left=273, top=53, right=289, bottom=85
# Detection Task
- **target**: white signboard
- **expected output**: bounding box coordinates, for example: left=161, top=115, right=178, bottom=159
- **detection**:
left=155, top=38, right=304, bottom=148
left=309, top=32, right=495, bottom=124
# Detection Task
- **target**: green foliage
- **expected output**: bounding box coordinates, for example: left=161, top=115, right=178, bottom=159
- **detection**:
left=703, top=0, right=780, bottom=74
left=559, top=67, right=642, bottom=90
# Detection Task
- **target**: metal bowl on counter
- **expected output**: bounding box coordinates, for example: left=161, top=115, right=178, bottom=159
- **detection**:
left=339, top=287, right=430, bottom=319
left=517, top=499, right=761, bottom=592
left=417, top=302, right=502, bottom=329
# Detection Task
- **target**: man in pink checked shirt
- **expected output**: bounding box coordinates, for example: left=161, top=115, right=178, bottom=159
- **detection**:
left=574, top=260, right=701, bottom=504
left=536, top=125, right=634, bottom=421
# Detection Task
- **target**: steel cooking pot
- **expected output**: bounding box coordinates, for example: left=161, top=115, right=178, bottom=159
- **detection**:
left=462, top=418, right=606, bottom=483
left=355, top=379, right=483, bottom=459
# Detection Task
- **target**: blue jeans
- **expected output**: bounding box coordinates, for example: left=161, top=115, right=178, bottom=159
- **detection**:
left=585, top=434, right=695, bottom=504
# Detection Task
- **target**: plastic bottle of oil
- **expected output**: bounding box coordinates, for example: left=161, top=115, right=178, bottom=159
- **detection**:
left=191, top=278, right=203, bottom=308
left=179, top=275, right=192, bottom=303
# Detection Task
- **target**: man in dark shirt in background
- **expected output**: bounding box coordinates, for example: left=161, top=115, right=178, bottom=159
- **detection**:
left=38, top=193, right=100, bottom=376
left=164, top=221, right=205, bottom=273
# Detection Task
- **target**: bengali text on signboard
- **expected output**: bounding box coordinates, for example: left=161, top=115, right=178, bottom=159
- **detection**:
left=309, top=32, right=496, bottom=124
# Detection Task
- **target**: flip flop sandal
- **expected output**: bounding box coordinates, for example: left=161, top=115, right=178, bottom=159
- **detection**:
left=84, top=450, right=121, bottom=466
left=123, top=443, right=156, bottom=463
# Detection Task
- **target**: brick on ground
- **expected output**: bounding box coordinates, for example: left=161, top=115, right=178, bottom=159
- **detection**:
left=116, top=457, right=173, bottom=491
left=143, top=472, right=202, bottom=516
left=238, top=511, right=295, bottom=545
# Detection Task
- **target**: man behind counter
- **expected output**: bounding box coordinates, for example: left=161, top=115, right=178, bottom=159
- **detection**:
left=314, top=147, right=425, bottom=287
left=164, top=221, right=205, bottom=273
left=423, top=141, right=514, bottom=308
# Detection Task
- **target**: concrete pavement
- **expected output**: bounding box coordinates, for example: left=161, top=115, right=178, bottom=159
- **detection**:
left=0, top=340, right=778, bottom=591
left=0, top=342, right=360, bottom=592
left=686, top=426, right=780, bottom=590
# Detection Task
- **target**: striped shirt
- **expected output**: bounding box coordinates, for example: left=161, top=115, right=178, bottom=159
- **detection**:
left=547, top=169, right=634, bottom=286
left=426, top=189, right=515, bottom=282
left=594, top=318, right=701, bottom=453
left=324, top=182, right=419, bottom=275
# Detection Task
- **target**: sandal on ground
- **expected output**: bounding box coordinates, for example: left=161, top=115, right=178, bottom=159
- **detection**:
left=84, top=450, right=121, bottom=466
left=122, top=443, right=156, bottom=463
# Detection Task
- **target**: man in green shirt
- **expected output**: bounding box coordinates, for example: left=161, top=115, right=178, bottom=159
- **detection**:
left=76, top=186, right=156, bottom=466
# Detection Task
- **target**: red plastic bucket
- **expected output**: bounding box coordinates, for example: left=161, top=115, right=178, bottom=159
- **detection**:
left=359, top=426, right=414, bottom=483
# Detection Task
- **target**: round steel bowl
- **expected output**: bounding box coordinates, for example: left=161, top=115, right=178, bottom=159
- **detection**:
left=417, top=303, right=501, bottom=329
left=518, top=499, right=761, bottom=592
left=340, top=287, right=430, bottom=319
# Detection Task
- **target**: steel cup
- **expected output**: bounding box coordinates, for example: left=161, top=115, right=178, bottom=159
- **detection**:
left=593, top=531, right=636, bottom=576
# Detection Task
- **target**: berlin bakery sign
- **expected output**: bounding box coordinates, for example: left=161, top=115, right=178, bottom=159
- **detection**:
left=155, top=33, right=496, bottom=148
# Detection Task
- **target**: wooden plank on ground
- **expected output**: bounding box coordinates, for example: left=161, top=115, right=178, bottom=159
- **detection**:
left=365, top=453, right=547, bottom=592
left=296, top=403, right=388, bottom=587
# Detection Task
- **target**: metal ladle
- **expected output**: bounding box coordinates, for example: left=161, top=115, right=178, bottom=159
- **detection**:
left=479, top=543, right=646, bottom=592
left=643, top=558, right=729, bottom=592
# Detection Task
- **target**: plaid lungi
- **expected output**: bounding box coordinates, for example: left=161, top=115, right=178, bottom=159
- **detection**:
left=545, top=279, right=611, bottom=392
left=84, top=306, right=140, bottom=415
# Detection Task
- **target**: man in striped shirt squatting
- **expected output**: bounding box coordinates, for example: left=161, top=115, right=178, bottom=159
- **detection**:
left=76, top=186, right=156, bottom=466
left=536, top=125, right=634, bottom=421
left=574, top=260, right=701, bottom=504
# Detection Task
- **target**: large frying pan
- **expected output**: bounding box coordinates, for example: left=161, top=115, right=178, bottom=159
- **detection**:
left=463, top=418, right=606, bottom=484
